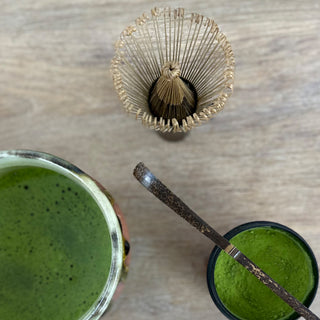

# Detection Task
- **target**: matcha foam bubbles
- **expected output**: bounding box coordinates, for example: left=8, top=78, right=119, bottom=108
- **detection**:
left=0, top=166, right=112, bottom=320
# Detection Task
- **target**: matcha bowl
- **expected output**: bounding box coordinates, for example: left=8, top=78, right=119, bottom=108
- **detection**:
left=0, top=150, right=130, bottom=320
left=207, top=221, right=318, bottom=320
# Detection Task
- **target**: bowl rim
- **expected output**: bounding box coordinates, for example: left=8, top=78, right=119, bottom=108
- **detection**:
left=206, top=220, right=319, bottom=320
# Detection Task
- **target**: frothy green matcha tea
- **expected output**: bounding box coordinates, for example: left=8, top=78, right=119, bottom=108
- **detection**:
left=214, top=227, right=315, bottom=320
left=0, top=166, right=112, bottom=320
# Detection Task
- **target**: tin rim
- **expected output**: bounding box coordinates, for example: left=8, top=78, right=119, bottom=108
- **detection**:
left=207, top=221, right=319, bottom=320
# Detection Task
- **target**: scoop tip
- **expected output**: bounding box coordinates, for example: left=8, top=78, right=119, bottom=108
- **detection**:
left=133, top=162, right=155, bottom=189
left=133, top=162, right=146, bottom=181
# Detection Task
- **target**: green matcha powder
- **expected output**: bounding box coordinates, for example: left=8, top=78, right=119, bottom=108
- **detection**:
left=214, top=227, right=315, bottom=320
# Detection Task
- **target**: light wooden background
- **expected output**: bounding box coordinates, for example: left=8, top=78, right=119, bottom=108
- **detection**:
left=1, top=0, right=320, bottom=319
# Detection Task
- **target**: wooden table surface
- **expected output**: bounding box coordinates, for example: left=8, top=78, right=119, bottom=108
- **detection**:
left=1, top=0, right=320, bottom=319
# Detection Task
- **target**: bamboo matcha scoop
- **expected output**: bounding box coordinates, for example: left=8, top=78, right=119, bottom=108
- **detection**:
left=133, top=162, right=319, bottom=320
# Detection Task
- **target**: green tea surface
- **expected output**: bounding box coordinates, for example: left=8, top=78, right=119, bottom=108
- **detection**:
left=214, top=227, right=315, bottom=320
left=0, top=166, right=112, bottom=320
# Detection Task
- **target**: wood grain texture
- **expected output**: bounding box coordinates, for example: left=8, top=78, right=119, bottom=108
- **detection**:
left=1, top=0, right=320, bottom=319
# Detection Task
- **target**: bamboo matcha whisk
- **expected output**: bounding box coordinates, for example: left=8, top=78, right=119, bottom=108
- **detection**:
left=112, top=7, right=234, bottom=133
